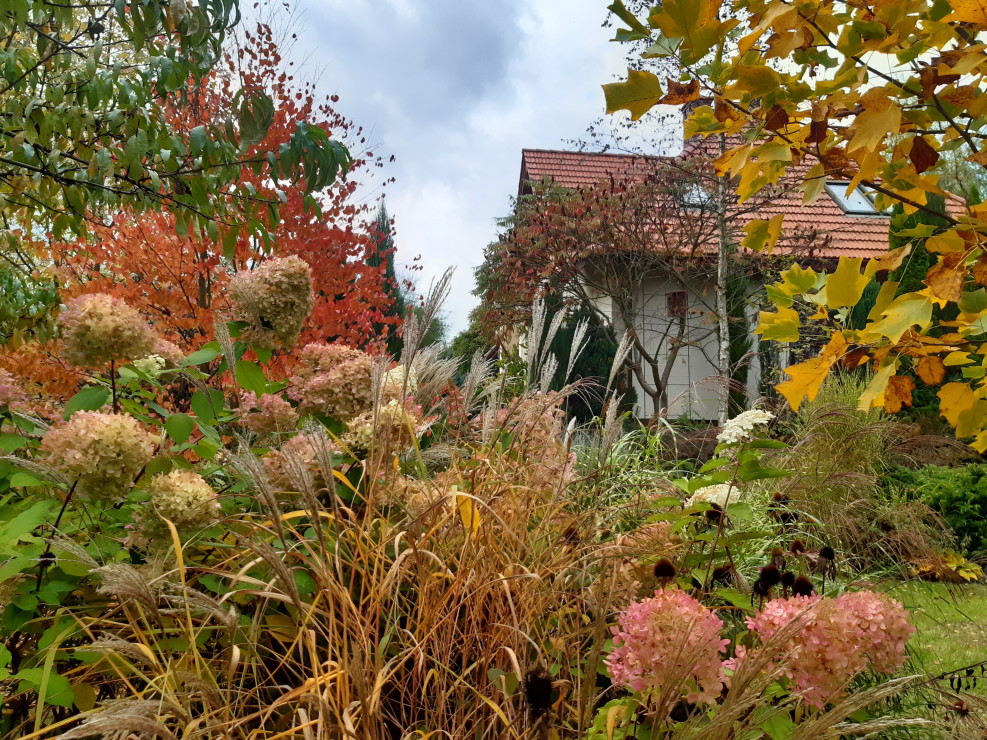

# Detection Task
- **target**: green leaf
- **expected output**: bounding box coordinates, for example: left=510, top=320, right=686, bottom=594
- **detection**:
left=183, top=347, right=219, bottom=365
left=755, top=306, right=801, bottom=342
left=165, top=414, right=195, bottom=444
left=235, top=360, right=267, bottom=396
left=64, top=386, right=110, bottom=419
left=603, top=69, right=664, bottom=121
left=0, top=434, right=27, bottom=453
left=9, top=472, right=44, bottom=487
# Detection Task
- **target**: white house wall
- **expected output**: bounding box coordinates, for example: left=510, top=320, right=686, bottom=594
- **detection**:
left=593, top=274, right=723, bottom=421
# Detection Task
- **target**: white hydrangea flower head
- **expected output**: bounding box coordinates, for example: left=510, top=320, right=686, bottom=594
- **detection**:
left=685, top=484, right=734, bottom=509
left=716, top=409, right=775, bottom=445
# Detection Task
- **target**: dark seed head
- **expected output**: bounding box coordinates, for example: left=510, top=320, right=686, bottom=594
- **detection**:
left=819, top=546, right=836, bottom=562
left=711, top=565, right=733, bottom=584
left=772, top=492, right=788, bottom=504
left=653, top=558, right=677, bottom=581
left=523, top=666, right=553, bottom=719
left=790, top=540, right=807, bottom=555
left=781, top=571, right=796, bottom=588
left=560, top=526, right=579, bottom=548
left=792, top=576, right=815, bottom=597
left=759, top=564, right=781, bottom=587
left=752, top=579, right=771, bottom=597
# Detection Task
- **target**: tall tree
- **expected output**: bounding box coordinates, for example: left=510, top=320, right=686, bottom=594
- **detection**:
left=367, top=201, right=408, bottom=356
left=0, top=0, right=347, bottom=244
left=603, top=0, right=987, bottom=449
left=1, top=11, right=395, bottom=397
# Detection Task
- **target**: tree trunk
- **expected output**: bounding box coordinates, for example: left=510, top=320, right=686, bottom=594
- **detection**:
left=715, top=132, right=731, bottom=425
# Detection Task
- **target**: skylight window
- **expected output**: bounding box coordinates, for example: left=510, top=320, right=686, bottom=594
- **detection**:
left=825, top=181, right=887, bottom=216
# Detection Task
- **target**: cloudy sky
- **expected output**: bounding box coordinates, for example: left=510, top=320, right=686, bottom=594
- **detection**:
left=281, top=0, right=678, bottom=335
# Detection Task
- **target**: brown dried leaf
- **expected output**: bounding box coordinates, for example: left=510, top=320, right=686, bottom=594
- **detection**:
left=917, top=356, right=947, bottom=386
left=883, top=375, right=915, bottom=414
left=659, top=77, right=701, bottom=105
left=765, top=104, right=789, bottom=131
left=925, top=257, right=965, bottom=303
left=909, top=136, right=940, bottom=174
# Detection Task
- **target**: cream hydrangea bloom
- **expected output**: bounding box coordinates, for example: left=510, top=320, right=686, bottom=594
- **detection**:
left=231, top=256, right=315, bottom=350
left=59, top=294, right=155, bottom=368
left=40, top=411, right=156, bottom=499
left=342, top=399, right=421, bottom=457
left=685, top=483, right=734, bottom=509
left=716, top=409, right=774, bottom=445
left=146, top=470, right=220, bottom=531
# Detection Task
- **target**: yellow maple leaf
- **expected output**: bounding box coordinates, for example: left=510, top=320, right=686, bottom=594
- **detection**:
left=944, top=0, right=987, bottom=30
left=938, top=382, right=987, bottom=438
left=858, top=362, right=896, bottom=412
left=847, top=97, right=901, bottom=154
left=742, top=213, right=785, bottom=252
left=755, top=306, right=800, bottom=342
left=826, top=257, right=875, bottom=309
left=777, top=332, right=847, bottom=411
left=603, top=69, right=665, bottom=121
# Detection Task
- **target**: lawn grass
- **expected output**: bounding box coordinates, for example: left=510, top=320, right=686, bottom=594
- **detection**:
left=881, top=580, right=987, bottom=694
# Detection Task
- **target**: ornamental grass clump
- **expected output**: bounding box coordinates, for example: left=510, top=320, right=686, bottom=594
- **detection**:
left=144, top=469, right=220, bottom=532
left=606, top=589, right=729, bottom=707
left=231, top=255, right=315, bottom=350
left=288, top=342, right=373, bottom=420
left=58, top=293, right=155, bottom=368
left=39, top=411, right=156, bottom=499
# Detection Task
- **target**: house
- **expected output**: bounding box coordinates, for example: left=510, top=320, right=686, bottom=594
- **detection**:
left=516, top=143, right=899, bottom=421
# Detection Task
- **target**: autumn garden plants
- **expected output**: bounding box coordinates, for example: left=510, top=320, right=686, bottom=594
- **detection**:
left=1, top=0, right=986, bottom=737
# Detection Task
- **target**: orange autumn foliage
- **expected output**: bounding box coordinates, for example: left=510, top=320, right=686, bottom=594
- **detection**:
left=3, top=19, right=399, bottom=400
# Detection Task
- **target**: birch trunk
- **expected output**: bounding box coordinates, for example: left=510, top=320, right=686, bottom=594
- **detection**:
left=716, top=131, right=731, bottom=425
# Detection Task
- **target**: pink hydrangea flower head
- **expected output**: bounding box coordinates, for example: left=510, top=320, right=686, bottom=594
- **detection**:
left=40, top=411, right=156, bottom=500
left=606, top=589, right=729, bottom=705
left=747, top=591, right=913, bottom=707
left=288, top=342, right=373, bottom=421
left=145, top=469, right=220, bottom=531
left=231, top=256, right=314, bottom=350
left=240, top=392, right=299, bottom=435
left=0, top=369, right=27, bottom=411
left=59, top=294, right=156, bottom=368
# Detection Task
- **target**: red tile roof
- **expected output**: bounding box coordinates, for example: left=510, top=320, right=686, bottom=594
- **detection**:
left=518, top=145, right=950, bottom=261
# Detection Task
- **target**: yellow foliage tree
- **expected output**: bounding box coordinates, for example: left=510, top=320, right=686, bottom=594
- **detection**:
left=604, top=0, right=987, bottom=450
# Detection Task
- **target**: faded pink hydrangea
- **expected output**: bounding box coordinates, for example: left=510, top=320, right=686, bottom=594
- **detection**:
left=288, top=343, right=373, bottom=421
left=606, top=589, right=729, bottom=705
left=0, top=369, right=26, bottom=411
left=231, top=256, right=314, bottom=350
left=40, top=411, right=156, bottom=499
left=59, top=294, right=155, bottom=368
left=240, top=392, right=299, bottom=435
left=145, top=469, right=220, bottom=531
left=746, top=591, right=913, bottom=707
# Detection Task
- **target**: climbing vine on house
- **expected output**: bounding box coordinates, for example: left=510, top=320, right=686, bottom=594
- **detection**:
left=603, top=0, right=987, bottom=449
